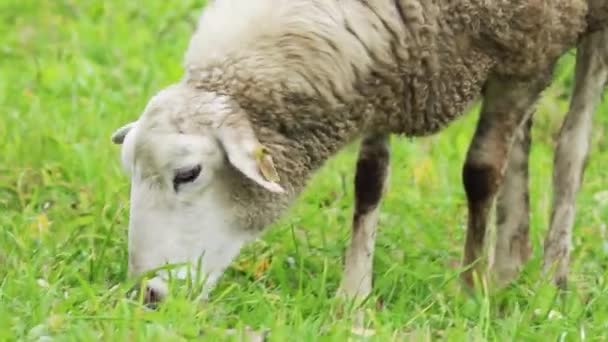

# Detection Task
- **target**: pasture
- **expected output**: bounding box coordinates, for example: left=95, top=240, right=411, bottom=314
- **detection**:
left=1, top=1, right=607, bottom=340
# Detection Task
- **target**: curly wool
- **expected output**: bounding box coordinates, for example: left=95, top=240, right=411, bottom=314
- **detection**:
left=170, top=0, right=597, bottom=229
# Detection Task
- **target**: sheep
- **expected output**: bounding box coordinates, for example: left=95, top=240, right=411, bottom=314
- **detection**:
left=110, top=0, right=607, bottom=303
left=488, top=27, right=608, bottom=289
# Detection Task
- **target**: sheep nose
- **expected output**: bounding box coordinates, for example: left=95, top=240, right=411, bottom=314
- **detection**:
left=126, top=283, right=162, bottom=308
left=128, top=277, right=168, bottom=308
left=143, top=285, right=163, bottom=307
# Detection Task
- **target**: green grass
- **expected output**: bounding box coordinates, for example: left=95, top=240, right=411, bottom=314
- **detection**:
left=2, top=1, right=608, bottom=340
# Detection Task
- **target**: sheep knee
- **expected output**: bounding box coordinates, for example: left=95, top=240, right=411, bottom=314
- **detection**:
left=353, top=135, right=390, bottom=216
left=463, top=163, right=500, bottom=207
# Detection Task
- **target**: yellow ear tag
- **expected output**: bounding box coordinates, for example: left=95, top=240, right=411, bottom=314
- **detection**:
left=253, top=146, right=280, bottom=183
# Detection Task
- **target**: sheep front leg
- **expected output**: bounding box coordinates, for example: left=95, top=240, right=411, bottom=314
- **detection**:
left=338, top=134, right=390, bottom=301
left=461, top=75, right=548, bottom=288
left=544, top=29, right=608, bottom=289
left=490, top=115, right=533, bottom=288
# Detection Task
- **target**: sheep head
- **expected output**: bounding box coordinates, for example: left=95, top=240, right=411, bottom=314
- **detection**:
left=111, top=82, right=284, bottom=303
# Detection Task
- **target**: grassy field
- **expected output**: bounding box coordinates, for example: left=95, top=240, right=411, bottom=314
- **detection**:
left=1, top=1, right=608, bottom=340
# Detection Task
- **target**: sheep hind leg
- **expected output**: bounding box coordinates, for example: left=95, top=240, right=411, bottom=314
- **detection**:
left=544, top=29, right=608, bottom=289
left=490, top=114, right=533, bottom=288
left=461, top=74, right=549, bottom=289
left=338, top=134, right=390, bottom=302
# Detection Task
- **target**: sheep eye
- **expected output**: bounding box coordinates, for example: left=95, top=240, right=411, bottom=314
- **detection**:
left=173, top=165, right=202, bottom=191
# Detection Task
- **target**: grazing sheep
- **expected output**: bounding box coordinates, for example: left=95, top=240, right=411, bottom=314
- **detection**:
left=488, top=27, right=608, bottom=289
left=111, top=0, right=607, bottom=302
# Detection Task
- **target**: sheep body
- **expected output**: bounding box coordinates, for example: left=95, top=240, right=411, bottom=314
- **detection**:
left=177, top=0, right=589, bottom=230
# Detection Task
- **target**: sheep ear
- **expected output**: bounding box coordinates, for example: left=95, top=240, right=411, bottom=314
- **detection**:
left=216, top=124, right=285, bottom=194
left=111, top=122, right=137, bottom=144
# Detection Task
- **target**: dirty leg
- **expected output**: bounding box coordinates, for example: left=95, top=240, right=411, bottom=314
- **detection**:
left=544, top=29, right=608, bottom=289
left=338, top=134, right=390, bottom=300
left=490, top=115, right=533, bottom=288
left=461, top=74, right=549, bottom=288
